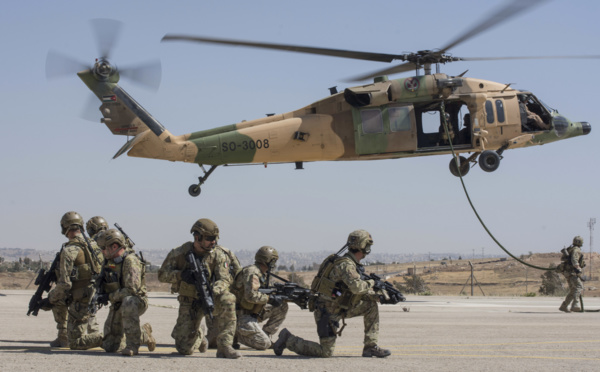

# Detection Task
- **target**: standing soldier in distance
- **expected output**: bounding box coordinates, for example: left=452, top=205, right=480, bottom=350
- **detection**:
left=47, top=211, right=104, bottom=350
left=559, top=236, right=586, bottom=313
left=98, top=229, right=156, bottom=356
left=273, top=230, right=391, bottom=358
left=230, top=246, right=289, bottom=350
left=205, top=245, right=242, bottom=349
left=158, top=218, right=240, bottom=358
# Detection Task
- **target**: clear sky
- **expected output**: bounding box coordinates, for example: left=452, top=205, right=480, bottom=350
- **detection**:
left=1, top=0, right=598, bottom=258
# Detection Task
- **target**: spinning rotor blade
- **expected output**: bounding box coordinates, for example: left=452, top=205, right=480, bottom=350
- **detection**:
left=120, top=60, right=162, bottom=91
left=439, top=0, right=547, bottom=53
left=347, top=62, right=415, bottom=82
left=162, top=35, right=404, bottom=63
left=90, top=18, right=123, bottom=60
left=458, top=55, right=600, bottom=62
left=45, top=50, right=90, bottom=79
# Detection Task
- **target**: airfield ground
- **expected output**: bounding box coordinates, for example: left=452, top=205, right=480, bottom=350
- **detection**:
left=2, top=290, right=600, bottom=371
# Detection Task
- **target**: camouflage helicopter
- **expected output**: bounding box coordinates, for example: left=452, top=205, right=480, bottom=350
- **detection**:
left=47, top=0, right=594, bottom=197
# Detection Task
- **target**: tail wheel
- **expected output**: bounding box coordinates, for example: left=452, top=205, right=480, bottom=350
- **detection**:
left=188, top=185, right=201, bottom=197
left=479, top=150, right=501, bottom=172
left=449, top=156, right=470, bottom=177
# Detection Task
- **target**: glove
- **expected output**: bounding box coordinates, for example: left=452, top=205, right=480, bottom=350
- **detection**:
left=575, top=268, right=583, bottom=275
left=40, top=298, right=53, bottom=311
left=268, top=295, right=285, bottom=307
left=97, top=293, right=110, bottom=306
left=181, top=269, right=195, bottom=284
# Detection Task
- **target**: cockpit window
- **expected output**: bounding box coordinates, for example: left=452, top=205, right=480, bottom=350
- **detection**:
left=485, top=101, right=494, bottom=124
left=495, top=100, right=505, bottom=123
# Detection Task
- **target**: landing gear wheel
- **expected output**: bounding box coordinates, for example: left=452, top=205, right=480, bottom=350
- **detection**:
left=449, top=156, right=470, bottom=177
left=479, top=150, right=501, bottom=172
left=188, top=184, right=201, bottom=197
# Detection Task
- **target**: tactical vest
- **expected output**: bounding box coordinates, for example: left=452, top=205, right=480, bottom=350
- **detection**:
left=177, top=245, right=211, bottom=299
left=231, top=266, right=266, bottom=315
left=311, top=254, right=356, bottom=310
left=102, top=253, right=147, bottom=296
left=558, top=245, right=586, bottom=273
left=69, top=238, right=102, bottom=291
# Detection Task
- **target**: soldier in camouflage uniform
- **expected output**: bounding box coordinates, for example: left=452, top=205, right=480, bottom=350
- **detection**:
left=158, top=218, right=240, bottom=358
left=273, top=230, right=391, bottom=358
left=47, top=211, right=104, bottom=350
left=98, top=229, right=156, bottom=356
left=205, top=245, right=242, bottom=349
left=559, top=236, right=586, bottom=313
left=87, top=216, right=109, bottom=242
left=231, top=246, right=289, bottom=350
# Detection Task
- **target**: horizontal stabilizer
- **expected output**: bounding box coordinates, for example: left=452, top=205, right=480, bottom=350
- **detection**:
left=113, top=130, right=151, bottom=159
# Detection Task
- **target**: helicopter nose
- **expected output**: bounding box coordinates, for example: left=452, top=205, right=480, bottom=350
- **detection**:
left=581, top=121, right=591, bottom=135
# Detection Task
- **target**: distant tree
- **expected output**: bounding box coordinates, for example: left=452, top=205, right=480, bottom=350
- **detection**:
left=0, top=256, right=5, bottom=263
left=23, top=257, right=32, bottom=267
left=287, top=273, right=307, bottom=288
left=312, top=262, right=320, bottom=270
left=277, top=265, right=288, bottom=271
left=396, top=274, right=429, bottom=294
left=289, top=264, right=295, bottom=272
left=458, top=256, right=462, bottom=260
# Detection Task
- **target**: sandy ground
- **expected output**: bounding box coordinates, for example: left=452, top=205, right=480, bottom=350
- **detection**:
left=2, top=291, right=600, bottom=371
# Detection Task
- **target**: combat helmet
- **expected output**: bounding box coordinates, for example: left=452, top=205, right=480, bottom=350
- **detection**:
left=60, top=211, right=84, bottom=235
left=86, top=216, right=108, bottom=237
left=255, top=246, right=279, bottom=270
left=573, top=236, right=584, bottom=247
left=347, top=230, right=374, bottom=255
left=103, top=229, right=126, bottom=250
left=191, top=218, right=220, bottom=240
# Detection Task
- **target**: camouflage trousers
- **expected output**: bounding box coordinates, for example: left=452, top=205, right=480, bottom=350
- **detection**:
left=286, top=299, right=379, bottom=358
left=52, top=305, right=68, bottom=332
left=563, top=273, right=583, bottom=308
left=237, top=302, right=289, bottom=350
left=172, top=292, right=236, bottom=355
left=67, top=300, right=103, bottom=350
left=102, top=296, right=150, bottom=353
left=205, top=315, right=218, bottom=348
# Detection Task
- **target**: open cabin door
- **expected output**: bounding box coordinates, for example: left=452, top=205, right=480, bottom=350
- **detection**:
left=352, top=104, right=417, bottom=155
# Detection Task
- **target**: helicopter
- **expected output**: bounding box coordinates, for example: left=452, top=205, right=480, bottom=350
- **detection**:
left=47, top=0, right=594, bottom=197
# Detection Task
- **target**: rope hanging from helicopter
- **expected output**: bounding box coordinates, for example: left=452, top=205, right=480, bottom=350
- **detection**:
left=439, top=101, right=553, bottom=272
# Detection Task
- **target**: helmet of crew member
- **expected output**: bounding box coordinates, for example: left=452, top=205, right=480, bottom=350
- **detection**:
left=60, top=211, right=84, bottom=235
left=103, top=229, right=126, bottom=250
left=255, top=246, right=279, bottom=270
left=86, top=216, right=108, bottom=237
left=347, top=230, right=374, bottom=255
left=573, top=236, right=584, bottom=247
left=190, top=218, right=220, bottom=240
left=95, top=230, right=108, bottom=249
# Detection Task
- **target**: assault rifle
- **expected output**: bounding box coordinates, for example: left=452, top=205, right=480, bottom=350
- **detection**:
left=259, top=282, right=312, bottom=310
left=259, top=272, right=313, bottom=310
left=357, top=267, right=406, bottom=304
left=186, top=251, right=215, bottom=320
left=27, top=252, right=60, bottom=316
left=114, top=223, right=135, bottom=248
left=88, top=261, right=109, bottom=315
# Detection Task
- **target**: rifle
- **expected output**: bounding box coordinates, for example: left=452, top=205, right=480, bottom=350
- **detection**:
left=27, top=251, right=60, bottom=316
left=88, top=260, right=109, bottom=315
left=114, top=223, right=135, bottom=248
left=357, top=267, right=406, bottom=304
left=259, top=272, right=313, bottom=310
left=186, top=250, right=215, bottom=320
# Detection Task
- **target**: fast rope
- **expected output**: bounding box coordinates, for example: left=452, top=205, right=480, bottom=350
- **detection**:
left=440, top=102, right=552, bottom=272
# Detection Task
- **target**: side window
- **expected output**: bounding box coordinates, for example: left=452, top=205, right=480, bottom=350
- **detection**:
left=485, top=100, right=494, bottom=124
left=361, top=109, right=383, bottom=134
left=389, top=106, right=411, bottom=132
left=495, top=100, right=505, bottom=123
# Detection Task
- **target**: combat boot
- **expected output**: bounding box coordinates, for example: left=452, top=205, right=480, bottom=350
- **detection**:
left=216, top=345, right=242, bottom=359
left=198, top=336, right=208, bottom=353
left=571, top=306, right=582, bottom=312
left=121, top=347, right=139, bottom=356
left=273, top=328, right=291, bottom=356
left=559, top=302, right=571, bottom=313
left=142, top=323, right=156, bottom=352
left=50, top=330, right=68, bottom=348
left=362, top=345, right=391, bottom=358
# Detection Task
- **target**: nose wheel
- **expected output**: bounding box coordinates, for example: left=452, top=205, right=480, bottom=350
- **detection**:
left=188, top=165, right=218, bottom=197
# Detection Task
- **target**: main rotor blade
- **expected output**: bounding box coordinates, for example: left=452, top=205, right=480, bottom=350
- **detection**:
left=440, top=0, right=548, bottom=53
left=120, top=60, right=162, bottom=91
left=45, top=50, right=89, bottom=79
left=458, top=55, right=600, bottom=61
left=162, top=34, right=404, bottom=63
left=347, top=62, right=416, bottom=82
left=90, top=18, right=123, bottom=60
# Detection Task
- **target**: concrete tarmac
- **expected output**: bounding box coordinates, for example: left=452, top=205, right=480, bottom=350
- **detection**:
left=2, top=291, right=600, bottom=371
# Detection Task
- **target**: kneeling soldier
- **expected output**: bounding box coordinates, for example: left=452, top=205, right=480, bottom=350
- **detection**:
left=231, top=246, right=289, bottom=350
left=99, top=229, right=156, bottom=356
